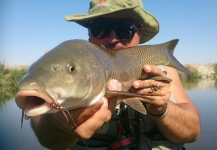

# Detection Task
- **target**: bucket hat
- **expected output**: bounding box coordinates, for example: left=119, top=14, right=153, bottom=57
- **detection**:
left=65, top=0, right=159, bottom=43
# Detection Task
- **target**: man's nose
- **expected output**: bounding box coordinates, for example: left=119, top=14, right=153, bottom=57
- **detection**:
left=106, top=30, right=120, bottom=43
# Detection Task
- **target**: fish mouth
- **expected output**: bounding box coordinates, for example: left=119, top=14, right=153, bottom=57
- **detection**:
left=15, top=89, right=55, bottom=117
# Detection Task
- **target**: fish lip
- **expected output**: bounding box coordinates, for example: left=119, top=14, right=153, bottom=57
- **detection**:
left=15, top=89, right=54, bottom=116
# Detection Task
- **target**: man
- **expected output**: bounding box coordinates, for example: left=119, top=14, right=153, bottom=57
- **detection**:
left=31, top=0, right=200, bottom=149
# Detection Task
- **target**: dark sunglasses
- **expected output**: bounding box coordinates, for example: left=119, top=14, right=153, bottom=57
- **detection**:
left=89, top=20, right=140, bottom=40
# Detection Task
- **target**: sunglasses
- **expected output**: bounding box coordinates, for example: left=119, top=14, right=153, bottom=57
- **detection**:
left=89, top=20, right=140, bottom=40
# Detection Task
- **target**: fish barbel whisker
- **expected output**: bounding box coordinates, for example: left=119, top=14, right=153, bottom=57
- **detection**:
left=21, top=110, right=25, bottom=129
left=21, top=110, right=31, bottom=129
left=50, top=103, right=89, bottom=150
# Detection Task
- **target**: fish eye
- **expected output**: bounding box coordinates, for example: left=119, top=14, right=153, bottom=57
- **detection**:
left=67, top=63, right=76, bottom=73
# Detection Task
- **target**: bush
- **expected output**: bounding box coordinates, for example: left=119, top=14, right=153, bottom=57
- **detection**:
left=212, top=63, right=217, bottom=80
left=0, top=62, right=27, bottom=103
left=0, top=62, right=27, bottom=89
left=178, top=65, right=202, bottom=89
left=214, top=63, right=217, bottom=73
left=179, top=65, right=202, bottom=80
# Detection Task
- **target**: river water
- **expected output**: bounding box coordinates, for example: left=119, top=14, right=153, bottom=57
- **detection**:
left=0, top=80, right=217, bottom=150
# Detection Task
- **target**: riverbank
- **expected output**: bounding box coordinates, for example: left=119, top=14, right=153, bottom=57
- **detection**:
left=190, top=63, right=217, bottom=79
left=0, top=63, right=27, bottom=88
left=0, top=62, right=217, bottom=89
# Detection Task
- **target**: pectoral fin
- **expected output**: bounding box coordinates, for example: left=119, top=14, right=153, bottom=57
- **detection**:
left=105, top=90, right=151, bottom=114
left=123, top=98, right=147, bottom=114
left=105, top=90, right=154, bottom=100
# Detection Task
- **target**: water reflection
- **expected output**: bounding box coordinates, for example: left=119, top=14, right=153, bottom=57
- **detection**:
left=0, top=98, right=47, bottom=150
left=0, top=79, right=217, bottom=149
left=0, top=87, right=49, bottom=149
left=181, top=78, right=217, bottom=89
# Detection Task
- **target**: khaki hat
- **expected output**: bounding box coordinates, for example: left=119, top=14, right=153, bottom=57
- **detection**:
left=65, top=0, right=159, bottom=43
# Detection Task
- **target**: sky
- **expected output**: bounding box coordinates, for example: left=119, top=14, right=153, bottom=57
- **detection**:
left=1, top=0, right=217, bottom=66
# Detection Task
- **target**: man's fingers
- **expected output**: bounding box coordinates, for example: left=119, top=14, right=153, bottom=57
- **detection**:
left=143, top=65, right=167, bottom=76
left=133, top=79, right=167, bottom=89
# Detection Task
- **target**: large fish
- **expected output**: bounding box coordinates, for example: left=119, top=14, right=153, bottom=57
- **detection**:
left=15, top=39, right=190, bottom=117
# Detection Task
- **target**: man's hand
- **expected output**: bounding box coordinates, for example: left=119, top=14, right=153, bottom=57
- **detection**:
left=132, top=65, right=171, bottom=115
left=74, top=79, right=121, bottom=139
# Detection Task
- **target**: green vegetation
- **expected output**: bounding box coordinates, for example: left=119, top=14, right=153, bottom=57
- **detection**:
left=0, top=62, right=27, bottom=88
left=0, top=62, right=27, bottom=105
left=178, top=64, right=217, bottom=89
left=178, top=65, right=203, bottom=89
left=212, top=63, right=217, bottom=88
left=212, top=63, right=217, bottom=79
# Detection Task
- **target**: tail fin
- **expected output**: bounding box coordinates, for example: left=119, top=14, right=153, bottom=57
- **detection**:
left=161, top=39, right=191, bottom=74
left=168, top=52, right=191, bottom=74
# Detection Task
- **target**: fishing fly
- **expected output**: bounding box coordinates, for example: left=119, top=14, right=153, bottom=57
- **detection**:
left=51, top=103, right=70, bottom=123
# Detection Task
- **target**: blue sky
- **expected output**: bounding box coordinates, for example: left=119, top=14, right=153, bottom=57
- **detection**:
left=1, top=0, right=217, bottom=66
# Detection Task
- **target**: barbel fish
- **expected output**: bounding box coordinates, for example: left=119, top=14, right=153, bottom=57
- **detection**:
left=15, top=39, right=190, bottom=118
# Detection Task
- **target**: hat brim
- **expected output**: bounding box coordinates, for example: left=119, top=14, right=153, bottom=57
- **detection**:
left=65, top=6, right=159, bottom=43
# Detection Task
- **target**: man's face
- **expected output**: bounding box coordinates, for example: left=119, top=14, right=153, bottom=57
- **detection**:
left=88, top=18, right=143, bottom=50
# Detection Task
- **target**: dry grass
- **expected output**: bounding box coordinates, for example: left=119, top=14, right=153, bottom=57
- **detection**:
left=5, top=65, right=29, bottom=70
